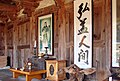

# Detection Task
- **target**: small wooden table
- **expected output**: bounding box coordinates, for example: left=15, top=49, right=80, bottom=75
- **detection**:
left=9, top=68, right=46, bottom=81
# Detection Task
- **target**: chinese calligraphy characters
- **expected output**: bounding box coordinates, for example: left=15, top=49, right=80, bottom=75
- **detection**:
left=78, top=49, right=89, bottom=65
left=77, top=2, right=90, bottom=35
left=77, top=2, right=90, bottom=65
left=74, top=0, right=92, bottom=68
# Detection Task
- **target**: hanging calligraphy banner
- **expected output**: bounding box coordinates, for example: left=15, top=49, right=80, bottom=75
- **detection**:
left=74, top=0, right=93, bottom=68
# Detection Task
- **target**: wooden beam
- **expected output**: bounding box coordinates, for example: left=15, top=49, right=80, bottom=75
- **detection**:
left=17, top=45, right=30, bottom=49
left=13, top=0, right=39, bottom=8
left=0, top=3, right=17, bottom=12
left=13, top=0, right=42, bottom=3
left=0, top=17, right=8, bottom=23
left=14, top=0, right=39, bottom=16
left=0, top=11, right=17, bottom=22
left=0, top=15, right=7, bottom=18
left=22, top=1, right=39, bottom=8
left=23, top=0, right=42, bottom=2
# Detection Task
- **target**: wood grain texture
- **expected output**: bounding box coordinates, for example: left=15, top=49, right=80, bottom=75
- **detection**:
left=0, top=0, right=112, bottom=80
left=0, top=56, right=7, bottom=67
left=93, top=0, right=111, bottom=81
left=46, top=60, right=66, bottom=81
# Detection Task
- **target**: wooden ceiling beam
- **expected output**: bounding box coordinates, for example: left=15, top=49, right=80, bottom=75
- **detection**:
left=0, top=0, right=42, bottom=23
left=14, top=0, right=39, bottom=13
left=0, top=3, right=17, bottom=12
left=13, top=0, right=39, bottom=8
left=22, top=0, right=42, bottom=2
left=0, top=15, right=7, bottom=18
left=12, top=0, right=42, bottom=3
left=22, top=1, right=39, bottom=8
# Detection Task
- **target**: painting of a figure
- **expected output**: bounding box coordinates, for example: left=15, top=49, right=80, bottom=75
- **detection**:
left=38, top=14, right=53, bottom=55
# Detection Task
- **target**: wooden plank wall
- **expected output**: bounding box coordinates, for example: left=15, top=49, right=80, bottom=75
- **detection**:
left=13, top=18, right=34, bottom=68
left=93, top=0, right=111, bottom=81
left=0, top=0, right=112, bottom=80
left=6, top=24, right=14, bottom=67
left=0, top=25, right=5, bottom=56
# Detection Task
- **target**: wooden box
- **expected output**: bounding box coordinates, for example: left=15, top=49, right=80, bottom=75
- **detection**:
left=46, top=60, right=66, bottom=81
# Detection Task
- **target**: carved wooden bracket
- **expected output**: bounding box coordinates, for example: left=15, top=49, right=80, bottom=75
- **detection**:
left=15, top=0, right=39, bottom=17
left=0, top=0, right=40, bottom=23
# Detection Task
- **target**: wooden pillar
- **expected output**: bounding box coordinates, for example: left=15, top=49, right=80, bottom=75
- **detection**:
left=56, top=0, right=67, bottom=60
left=4, top=24, right=7, bottom=56
left=13, top=20, right=18, bottom=68
left=30, top=12, right=36, bottom=57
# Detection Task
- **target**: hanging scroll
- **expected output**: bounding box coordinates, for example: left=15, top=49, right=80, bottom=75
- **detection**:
left=74, top=0, right=93, bottom=68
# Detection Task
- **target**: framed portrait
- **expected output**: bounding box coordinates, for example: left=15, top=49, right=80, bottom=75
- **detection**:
left=74, top=0, right=93, bottom=68
left=112, top=0, right=120, bottom=67
left=38, top=14, right=53, bottom=55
